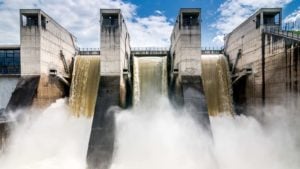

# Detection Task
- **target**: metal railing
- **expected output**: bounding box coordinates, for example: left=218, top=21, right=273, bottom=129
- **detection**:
left=131, top=47, right=169, bottom=56
left=264, top=27, right=300, bottom=42
left=201, top=47, right=223, bottom=55
left=131, top=47, right=169, bottom=52
left=78, top=48, right=100, bottom=55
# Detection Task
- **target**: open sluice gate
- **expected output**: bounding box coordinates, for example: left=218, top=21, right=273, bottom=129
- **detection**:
left=69, top=56, right=101, bottom=117
left=201, top=55, right=234, bottom=116
left=133, top=56, right=167, bottom=105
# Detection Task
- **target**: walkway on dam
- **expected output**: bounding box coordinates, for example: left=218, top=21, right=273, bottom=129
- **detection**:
left=264, top=27, right=300, bottom=42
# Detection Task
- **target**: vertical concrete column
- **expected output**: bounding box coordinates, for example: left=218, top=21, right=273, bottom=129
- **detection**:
left=260, top=12, right=264, bottom=31
left=38, top=13, right=41, bottom=28
left=87, top=9, right=131, bottom=169
left=169, top=8, right=209, bottom=127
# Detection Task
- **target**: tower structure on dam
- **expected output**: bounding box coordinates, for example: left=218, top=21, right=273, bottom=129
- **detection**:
left=19, top=9, right=77, bottom=108
left=99, top=9, right=131, bottom=107
left=225, top=8, right=300, bottom=114
left=169, top=8, right=207, bottom=120
left=86, top=9, right=131, bottom=169
left=170, top=8, right=201, bottom=76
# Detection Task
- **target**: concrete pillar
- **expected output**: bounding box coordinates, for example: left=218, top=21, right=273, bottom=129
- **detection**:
left=260, top=12, right=264, bottom=32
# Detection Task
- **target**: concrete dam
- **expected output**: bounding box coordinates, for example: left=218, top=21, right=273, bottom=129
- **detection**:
left=0, top=7, right=300, bottom=169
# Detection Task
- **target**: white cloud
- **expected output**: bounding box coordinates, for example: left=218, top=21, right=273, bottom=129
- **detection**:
left=212, top=35, right=224, bottom=47
left=212, top=0, right=292, bottom=47
left=127, top=14, right=173, bottom=47
left=284, top=7, right=300, bottom=26
left=0, top=0, right=173, bottom=48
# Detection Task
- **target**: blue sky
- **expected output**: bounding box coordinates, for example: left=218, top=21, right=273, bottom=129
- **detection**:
left=0, top=0, right=300, bottom=48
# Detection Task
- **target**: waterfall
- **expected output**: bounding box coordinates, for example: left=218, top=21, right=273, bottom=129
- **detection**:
left=69, top=56, right=101, bottom=117
left=201, top=54, right=233, bottom=116
left=133, top=56, right=167, bottom=105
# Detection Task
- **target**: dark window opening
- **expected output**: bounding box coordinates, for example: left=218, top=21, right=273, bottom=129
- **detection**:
left=182, top=13, right=199, bottom=27
left=0, top=49, right=21, bottom=74
left=41, top=15, right=46, bottom=29
left=256, top=15, right=261, bottom=29
left=102, top=14, right=119, bottom=27
left=264, top=13, right=280, bottom=26
left=22, top=14, right=38, bottom=27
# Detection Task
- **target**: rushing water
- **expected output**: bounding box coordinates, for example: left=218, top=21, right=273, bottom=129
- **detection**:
left=111, top=97, right=300, bottom=169
left=69, top=55, right=101, bottom=117
left=133, top=56, right=167, bottom=105
left=201, top=54, right=233, bottom=116
left=0, top=99, right=92, bottom=169
left=0, top=98, right=299, bottom=169
left=0, top=55, right=299, bottom=169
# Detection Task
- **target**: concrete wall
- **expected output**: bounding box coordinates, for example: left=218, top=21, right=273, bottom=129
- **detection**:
left=225, top=8, right=300, bottom=112
left=225, top=8, right=282, bottom=74
left=170, top=8, right=201, bottom=76
left=100, top=9, right=120, bottom=76
left=39, top=14, right=76, bottom=77
left=20, top=9, right=77, bottom=108
left=99, top=9, right=131, bottom=108
left=20, top=22, right=41, bottom=75
left=20, top=9, right=77, bottom=76
left=0, top=77, right=19, bottom=109
left=100, top=9, right=130, bottom=76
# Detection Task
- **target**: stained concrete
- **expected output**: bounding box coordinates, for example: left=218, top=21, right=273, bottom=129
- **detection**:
left=225, top=8, right=300, bottom=114
left=6, top=76, right=40, bottom=112
left=19, top=9, right=77, bottom=108
left=0, top=77, right=19, bottom=110
left=170, top=8, right=202, bottom=77
left=87, top=76, right=119, bottom=169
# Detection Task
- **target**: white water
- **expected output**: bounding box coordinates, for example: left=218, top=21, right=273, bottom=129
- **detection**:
left=0, top=99, right=92, bottom=169
left=111, top=97, right=300, bottom=169
left=0, top=97, right=299, bottom=169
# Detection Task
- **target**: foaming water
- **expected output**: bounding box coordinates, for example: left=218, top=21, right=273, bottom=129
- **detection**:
left=111, top=97, right=300, bottom=169
left=0, top=99, right=92, bottom=169
left=0, top=97, right=299, bottom=169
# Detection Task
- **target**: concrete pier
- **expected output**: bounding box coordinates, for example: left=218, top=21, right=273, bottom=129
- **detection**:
left=20, top=9, right=77, bottom=108
left=168, top=9, right=208, bottom=125
left=86, top=9, right=131, bottom=169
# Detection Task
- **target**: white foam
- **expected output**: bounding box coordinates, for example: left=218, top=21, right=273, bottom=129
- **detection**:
left=0, top=99, right=92, bottom=169
left=111, top=97, right=300, bottom=169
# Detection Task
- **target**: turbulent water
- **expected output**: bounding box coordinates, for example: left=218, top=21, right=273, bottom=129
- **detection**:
left=0, top=99, right=92, bottom=169
left=201, top=54, right=233, bottom=116
left=69, top=56, right=101, bottom=117
left=133, top=56, right=167, bottom=105
left=111, top=97, right=300, bottom=169
left=0, top=55, right=299, bottom=169
left=0, top=98, right=299, bottom=169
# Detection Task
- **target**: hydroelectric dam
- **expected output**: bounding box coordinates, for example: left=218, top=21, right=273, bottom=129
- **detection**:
left=0, top=7, right=300, bottom=169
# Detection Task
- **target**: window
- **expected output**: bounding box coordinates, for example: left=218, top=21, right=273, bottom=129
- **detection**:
left=182, top=13, right=199, bottom=27
left=0, top=49, right=20, bottom=74
left=256, top=15, right=260, bottom=29
left=22, top=14, right=38, bottom=27
left=41, top=15, right=46, bottom=29
left=102, top=14, right=119, bottom=27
